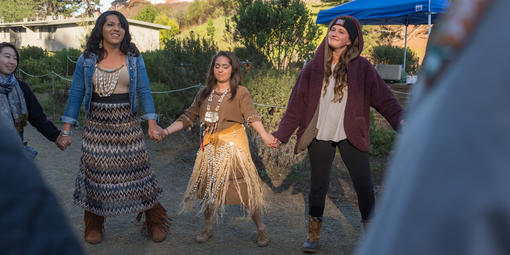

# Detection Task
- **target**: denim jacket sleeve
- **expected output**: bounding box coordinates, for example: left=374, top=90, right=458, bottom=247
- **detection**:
left=136, top=55, right=158, bottom=121
left=61, top=54, right=85, bottom=126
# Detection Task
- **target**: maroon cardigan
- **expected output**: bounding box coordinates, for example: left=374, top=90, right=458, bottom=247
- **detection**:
left=273, top=16, right=402, bottom=153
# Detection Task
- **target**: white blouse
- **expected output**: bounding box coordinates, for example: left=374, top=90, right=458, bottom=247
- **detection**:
left=316, top=66, right=348, bottom=142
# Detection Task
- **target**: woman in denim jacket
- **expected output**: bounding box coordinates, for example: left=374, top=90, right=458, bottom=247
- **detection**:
left=60, top=11, right=170, bottom=244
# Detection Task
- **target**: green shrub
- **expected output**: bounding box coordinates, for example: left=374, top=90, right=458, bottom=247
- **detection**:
left=16, top=47, right=78, bottom=123
left=19, top=46, right=47, bottom=60
left=52, top=48, right=82, bottom=75
left=134, top=4, right=158, bottom=23
left=369, top=111, right=397, bottom=156
left=232, top=46, right=269, bottom=69
left=150, top=82, right=201, bottom=125
left=154, top=14, right=180, bottom=47
left=243, top=67, right=308, bottom=183
left=229, top=0, right=321, bottom=70
left=370, top=44, right=420, bottom=75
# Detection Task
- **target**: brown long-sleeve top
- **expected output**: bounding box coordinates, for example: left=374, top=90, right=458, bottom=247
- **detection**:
left=178, top=86, right=261, bottom=132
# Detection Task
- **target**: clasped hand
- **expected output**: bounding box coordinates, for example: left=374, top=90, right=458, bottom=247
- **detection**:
left=55, top=134, right=71, bottom=151
left=148, top=124, right=165, bottom=142
left=261, top=133, right=280, bottom=148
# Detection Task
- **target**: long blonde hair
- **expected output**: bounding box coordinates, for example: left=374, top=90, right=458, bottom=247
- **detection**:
left=323, top=18, right=360, bottom=102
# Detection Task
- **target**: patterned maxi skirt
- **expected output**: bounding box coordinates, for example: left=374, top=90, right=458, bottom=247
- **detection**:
left=181, top=123, right=265, bottom=219
left=73, top=93, right=162, bottom=217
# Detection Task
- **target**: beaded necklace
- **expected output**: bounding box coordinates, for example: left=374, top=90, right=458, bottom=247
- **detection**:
left=94, top=64, right=124, bottom=97
left=203, top=88, right=229, bottom=132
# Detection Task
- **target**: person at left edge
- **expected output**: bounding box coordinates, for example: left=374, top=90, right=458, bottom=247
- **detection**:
left=59, top=11, right=170, bottom=244
left=0, top=42, right=68, bottom=158
left=0, top=118, right=84, bottom=254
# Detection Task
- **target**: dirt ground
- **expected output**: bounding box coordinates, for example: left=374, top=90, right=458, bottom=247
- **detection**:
left=25, top=124, right=385, bottom=255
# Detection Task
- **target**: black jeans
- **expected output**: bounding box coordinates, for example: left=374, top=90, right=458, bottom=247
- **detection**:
left=308, top=139, right=374, bottom=221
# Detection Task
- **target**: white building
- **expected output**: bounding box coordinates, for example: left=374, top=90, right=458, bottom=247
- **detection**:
left=0, top=15, right=171, bottom=52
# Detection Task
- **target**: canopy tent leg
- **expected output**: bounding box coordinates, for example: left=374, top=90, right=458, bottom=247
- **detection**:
left=428, top=0, right=432, bottom=36
left=403, top=16, right=409, bottom=73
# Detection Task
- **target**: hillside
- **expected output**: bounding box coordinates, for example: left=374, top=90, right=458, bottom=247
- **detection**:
left=173, top=1, right=429, bottom=63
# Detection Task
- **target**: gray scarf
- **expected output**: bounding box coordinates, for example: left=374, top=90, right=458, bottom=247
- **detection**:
left=0, top=73, right=28, bottom=134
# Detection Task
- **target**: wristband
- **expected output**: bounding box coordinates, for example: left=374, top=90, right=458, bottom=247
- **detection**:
left=61, top=130, right=72, bottom=137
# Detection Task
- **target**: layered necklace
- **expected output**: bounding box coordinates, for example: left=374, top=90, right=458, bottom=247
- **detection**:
left=94, top=64, right=124, bottom=97
left=203, top=87, right=230, bottom=133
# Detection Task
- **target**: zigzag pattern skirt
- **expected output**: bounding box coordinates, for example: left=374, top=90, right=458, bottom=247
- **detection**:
left=73, top=93, right=162, bottom=217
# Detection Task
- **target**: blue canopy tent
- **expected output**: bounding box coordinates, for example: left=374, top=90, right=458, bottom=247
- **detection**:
left=316, top=0, right=450, bottom=73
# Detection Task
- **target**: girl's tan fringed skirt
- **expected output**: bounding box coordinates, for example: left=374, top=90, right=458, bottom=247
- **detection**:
left=182, top=123, right=265, bottom=219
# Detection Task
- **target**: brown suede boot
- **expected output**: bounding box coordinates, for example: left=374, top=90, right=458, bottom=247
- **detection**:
left=84, top=210, right=104, bottom=244
left=302, top=216, right=322, bottom=253
left=137, top=203, right=171, bottom=242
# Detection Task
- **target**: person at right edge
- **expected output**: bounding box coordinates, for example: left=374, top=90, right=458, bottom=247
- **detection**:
left=356, top=0, right=510, bottom=254
left=271, top=15, right=403, bottom=253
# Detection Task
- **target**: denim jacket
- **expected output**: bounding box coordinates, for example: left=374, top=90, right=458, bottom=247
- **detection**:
left=61, top=52, right=157, bottom=125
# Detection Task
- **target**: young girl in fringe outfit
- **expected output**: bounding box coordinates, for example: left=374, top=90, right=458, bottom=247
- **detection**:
left=271, top=16, right=403, bottom=253
left=60, top=11, right=170, bottom=244
left=161, top=51, right=274, bottom=247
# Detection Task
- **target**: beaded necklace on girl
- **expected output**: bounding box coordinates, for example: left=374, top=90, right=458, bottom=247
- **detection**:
left=203, top=88, right=229, bottom=133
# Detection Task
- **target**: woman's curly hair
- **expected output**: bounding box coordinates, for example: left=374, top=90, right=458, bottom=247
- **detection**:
left=84, top=11, right=139, bottom=61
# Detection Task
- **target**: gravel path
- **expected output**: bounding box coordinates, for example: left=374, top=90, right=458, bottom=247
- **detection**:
left=26, top=125, right=364, bottom=255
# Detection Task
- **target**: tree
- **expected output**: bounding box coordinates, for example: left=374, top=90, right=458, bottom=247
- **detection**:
left=206, top=18, right=215, bottom=42
left=0, top=0, right=95, bottom=23
left=154, top=14, right=180, bottom=46
left=217, top=0, right=236, bottom=15
left=0, top=0, right=35, bottom=22
left=229, top=0, right=322, bottom=70
left=35, top=0, right=83, bottom=17
left=82, top=0, right=101, bottom=17
left=134, top=4, right=157, bottom=23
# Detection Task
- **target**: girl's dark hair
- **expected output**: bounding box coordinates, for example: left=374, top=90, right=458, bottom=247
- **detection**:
left=84, top=11, right=139, bottom=61
left=198, top=51, right=242, bottom=104
left=0, top=42, right=20, bottom=77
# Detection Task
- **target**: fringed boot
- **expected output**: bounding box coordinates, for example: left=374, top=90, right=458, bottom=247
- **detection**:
left=137, top=202, right=172, bottom=242
left=302, top=216, right=322, bottom=253
left=84, top=210, right=104, bottom=244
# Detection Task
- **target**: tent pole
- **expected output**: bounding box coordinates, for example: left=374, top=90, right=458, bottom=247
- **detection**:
left=403, top=16, right=409, bottom=74
left=428, top=0, right=432, bottom=36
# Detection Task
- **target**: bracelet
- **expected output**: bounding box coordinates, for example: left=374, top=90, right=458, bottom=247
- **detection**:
left=164, top=128, right=169, bottom=136
left=61, top=130, right=72, bottom=137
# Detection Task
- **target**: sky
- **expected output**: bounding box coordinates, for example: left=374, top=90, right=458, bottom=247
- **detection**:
left=99, top=0, right=194, bottom=12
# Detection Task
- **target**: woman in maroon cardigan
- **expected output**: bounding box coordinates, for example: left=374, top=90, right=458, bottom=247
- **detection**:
left=271, top=16, right=402, bottom=253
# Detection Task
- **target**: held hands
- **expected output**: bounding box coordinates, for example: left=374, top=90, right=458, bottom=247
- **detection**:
left=148, top=124, right=165, bottom=142
left=55, top=134, right=72, bottom=151
left=269, top=136, right=281, bottom=148
left=262, top=132, right=280, bottom=149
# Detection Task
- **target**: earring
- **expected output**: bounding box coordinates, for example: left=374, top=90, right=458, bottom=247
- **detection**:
left=99, top=40, right=103, bottom=49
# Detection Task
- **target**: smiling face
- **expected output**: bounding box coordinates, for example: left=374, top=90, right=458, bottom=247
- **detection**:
left=0, top=46, right=18, bottom=77
left=327, top=24, right=351, bottom=50
left=101, top=14, right=125, bottom=48
left=213, top=56, right=233, bottom=84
